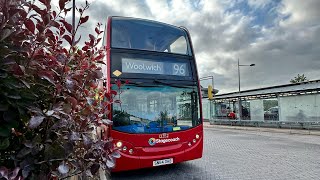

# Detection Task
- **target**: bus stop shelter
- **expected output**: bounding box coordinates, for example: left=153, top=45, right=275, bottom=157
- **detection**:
left=202, top=80, right=320, bottom=129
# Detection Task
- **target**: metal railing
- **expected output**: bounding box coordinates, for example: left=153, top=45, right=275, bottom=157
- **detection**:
left=210, top=119, right=320, bottom=131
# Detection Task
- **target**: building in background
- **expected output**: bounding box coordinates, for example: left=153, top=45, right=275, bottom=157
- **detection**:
left=202, top=80, right=320, bottom=123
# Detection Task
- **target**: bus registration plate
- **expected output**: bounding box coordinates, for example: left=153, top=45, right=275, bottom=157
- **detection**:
left=153, top=158, right=173, bottom=166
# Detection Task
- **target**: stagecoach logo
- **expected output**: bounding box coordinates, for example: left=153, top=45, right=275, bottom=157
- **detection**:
left=148, top=138, right=156, bottom=146
left=148, top=137, right=180, bottom=146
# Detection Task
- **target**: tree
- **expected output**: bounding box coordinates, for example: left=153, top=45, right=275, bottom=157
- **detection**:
left=290, top=74, right=308, bottom=83
left=0, top=0, right=119, bottom=179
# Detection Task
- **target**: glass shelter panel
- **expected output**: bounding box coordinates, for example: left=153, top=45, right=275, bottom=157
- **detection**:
left=263, top=99, right=279, bottom=121
left=279, top=94, right=318, bottom=122
left=250, top=100, right=264, bottom=121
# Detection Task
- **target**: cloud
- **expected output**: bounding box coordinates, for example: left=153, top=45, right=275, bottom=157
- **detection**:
left=72, top=0, right=320, bottom=94
left=247, top=0, right=273, bottom=9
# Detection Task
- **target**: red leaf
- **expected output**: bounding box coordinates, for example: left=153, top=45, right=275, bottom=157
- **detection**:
left=80, top=16, right=89, bottom=24
left=64, top=66, right=70, bottom=73
left=9, top=8, right=22, bottom=17
left=50, top=20, right=60, bottom=29
left=38, top=71, right=55, bottom=85
left=45, top=29, right=53, bottom=35
left=67, top=96, right=78, bottom=109
left=24, top=19, right=35, bottom=33
left=96, top=38, right=102, bottom=45
left=53, top=10, right=57, bottom=18
left=116, top=80, right=121, bottom=88
left=31, top=5, right=43, bottom=15
left=48, top=55, right=57, bottom=62
left=60, top=19, right=72, bottom=33
left=63, top=35, right=72, bottom=45
left=12, top=64, right=25, bottom=76
left=36, top=23, right=45, bottom=33
left=19, top=9, right=28, bottom=18
left=95, top=27, right=99, bottom=34
left=77, top=49, right=83, bottom=56
left=90, top=82, right=97, bottom=88
left=110, top=90, right=117, bottom=96
left=59, top=26, right=65, bottom=36
left=84, top=89, right=89, bottom=96
left=89, top=34, right=95, bottom=41
left=64, top=7, right=72, bottom=16
left=94, top=54, right=104, bottom=61
left=39, top=0, right=47, bottom=6
left=82, top=46, right=89, bottom=51
left=62, top=48, right=68, bottom=54
left=59, top=0, right=66, bottom=10
left=43, top=13, right=50, bottom=25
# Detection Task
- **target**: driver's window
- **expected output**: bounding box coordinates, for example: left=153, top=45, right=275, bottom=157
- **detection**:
left=170, top=36, right=187, bottom=54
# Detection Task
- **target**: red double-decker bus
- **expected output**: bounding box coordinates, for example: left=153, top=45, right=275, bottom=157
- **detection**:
left=103, top=16, right=203, bottom=172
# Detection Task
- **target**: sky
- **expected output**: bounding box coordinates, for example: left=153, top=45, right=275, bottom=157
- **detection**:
left=67, top=0, right=320, bottom=94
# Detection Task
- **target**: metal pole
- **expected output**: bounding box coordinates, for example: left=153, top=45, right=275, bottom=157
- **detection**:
left=238, top=58, right=242, bottom=121
left=210, top=77, right=214, bottom=120
left=72, top=0, right=76, bottom=45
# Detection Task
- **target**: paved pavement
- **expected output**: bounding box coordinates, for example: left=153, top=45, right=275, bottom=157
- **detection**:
left=112, top=126, right=320, bottom=180
left=203, top=122, right=320, bottom=136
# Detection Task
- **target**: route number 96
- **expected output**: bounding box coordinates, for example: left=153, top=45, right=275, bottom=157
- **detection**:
left=173, top=63, right=186, bottom=76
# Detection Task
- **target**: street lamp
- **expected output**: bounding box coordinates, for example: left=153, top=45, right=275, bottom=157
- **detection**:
left=237, top=58, right=255, bottom=121
left=199, top=76, right=214, bottom=121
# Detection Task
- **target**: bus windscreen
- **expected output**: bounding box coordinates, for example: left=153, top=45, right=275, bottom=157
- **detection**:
left=111, top=17, right=192, bottom=55
left=112, top=84, right=200, bottom=134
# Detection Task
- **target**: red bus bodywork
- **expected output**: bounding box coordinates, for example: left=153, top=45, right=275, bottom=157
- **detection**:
left=104, top=16, right=203, bottom=172
left=112, top=125, right=203, bottom=172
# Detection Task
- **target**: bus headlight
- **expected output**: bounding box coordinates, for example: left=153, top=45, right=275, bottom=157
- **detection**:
left=116, top=141, right=123, bottom=148
left=193, top=139, right=196, bottom=143
left=123, top=146, right=127, bottom=151
left=196, top=134, right=200, bottom=139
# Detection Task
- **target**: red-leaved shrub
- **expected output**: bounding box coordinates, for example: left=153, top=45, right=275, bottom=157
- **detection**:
left=0, top=0, right=118, bottom=179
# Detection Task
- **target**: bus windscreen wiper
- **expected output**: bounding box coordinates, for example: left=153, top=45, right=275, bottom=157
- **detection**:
left=127, top=81, right=159, bottom=87
left=153, top=79, right=196, bottom=88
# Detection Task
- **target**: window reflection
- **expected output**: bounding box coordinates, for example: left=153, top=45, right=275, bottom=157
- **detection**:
left=111, top=18, right=191, bottom=55
left=112, top=85, right=200, bottom=133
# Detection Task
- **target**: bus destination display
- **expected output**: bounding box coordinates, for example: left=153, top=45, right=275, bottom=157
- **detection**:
left=122, top=58, right=189, bottom=76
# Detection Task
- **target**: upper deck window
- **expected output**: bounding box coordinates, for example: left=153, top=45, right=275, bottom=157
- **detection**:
left=111, top=17, right=192, bottom=56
